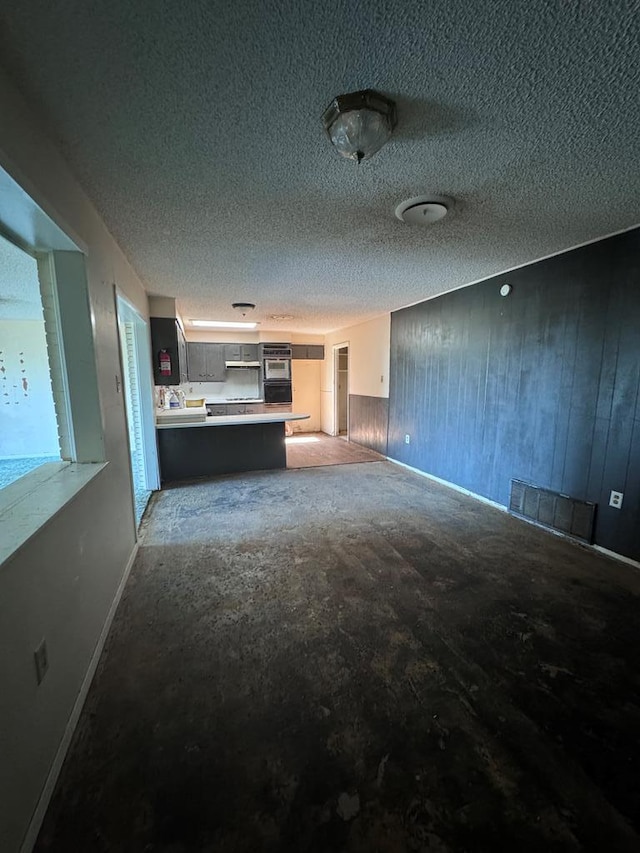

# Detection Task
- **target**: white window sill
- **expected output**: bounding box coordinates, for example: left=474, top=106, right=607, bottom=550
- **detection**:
left=0, top=461, right=108, bottom=567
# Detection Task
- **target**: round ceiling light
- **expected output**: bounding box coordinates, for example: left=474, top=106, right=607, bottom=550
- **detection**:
left=231, top=301, right=256, bottom=316
left=395, top=196, right=453, bottom=225
left=322, top=89, right=397, bottom=163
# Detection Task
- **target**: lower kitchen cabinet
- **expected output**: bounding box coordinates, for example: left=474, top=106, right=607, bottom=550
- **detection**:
left=157, top=421, right=286, bottom=481
left=206, top=404, right=228, bottom=416
left=206, top=403, right=264, bottom=416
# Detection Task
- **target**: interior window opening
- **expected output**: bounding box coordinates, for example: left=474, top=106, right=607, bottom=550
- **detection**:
left=0, top=233, right=61, bottom=490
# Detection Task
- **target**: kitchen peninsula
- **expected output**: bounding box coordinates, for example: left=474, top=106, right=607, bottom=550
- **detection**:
left=156, top=411, right=309, bottom=483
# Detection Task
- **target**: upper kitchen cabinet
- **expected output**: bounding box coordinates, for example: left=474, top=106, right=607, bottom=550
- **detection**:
left=177, top=325, right=188, bottom=384
left=187, top=342, right=226, bottom=381
left=224, top=343, right=259, bottom=362
left=291, top=344, right=325, bottom=360
left=151, top=317, right=188, bottom=385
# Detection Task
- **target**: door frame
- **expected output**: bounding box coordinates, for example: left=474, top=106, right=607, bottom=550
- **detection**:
left=114, top=289, right=160, bottom=527
left=333, top=341, right=349, bottom=438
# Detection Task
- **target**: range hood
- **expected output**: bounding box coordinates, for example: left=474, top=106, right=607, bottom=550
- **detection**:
left=225, top=360, right=261, bottom=369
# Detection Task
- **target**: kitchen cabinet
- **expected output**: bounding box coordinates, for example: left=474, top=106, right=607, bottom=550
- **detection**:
left=177, top=324, right=188, bottom=384
left=224, top=343, right=259, bottom=361
left=151, top=317, right=188, bottom=385
left=291, top=344, right=325, bottom=360
left=225, top=404, right=246, bottom=415
left=187, top=343, right=226, bottom=381
left=156, top=419, right=290, bottom=481
left=207, top=403, right=228, bottom=416
left=206, top=403, right=265, bottom=416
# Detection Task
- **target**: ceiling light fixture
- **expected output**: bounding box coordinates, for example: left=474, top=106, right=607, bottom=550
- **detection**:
left=190, top=320, right=258, bottom=329
left=231, top=301, right=256, bottom=316
left=322, top=89, right=397, bottom=163
left=395, top=195, right=453, bottom=225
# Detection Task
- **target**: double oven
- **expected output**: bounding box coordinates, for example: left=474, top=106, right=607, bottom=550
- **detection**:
left=261, top=344, right=292, bottom=407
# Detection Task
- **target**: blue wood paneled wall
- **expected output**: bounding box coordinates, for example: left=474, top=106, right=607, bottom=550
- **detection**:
left=388, top=229, right=640, bottom=561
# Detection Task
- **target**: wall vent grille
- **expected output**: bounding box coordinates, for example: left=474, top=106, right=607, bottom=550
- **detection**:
left=509, top=479, right=596, bottom=543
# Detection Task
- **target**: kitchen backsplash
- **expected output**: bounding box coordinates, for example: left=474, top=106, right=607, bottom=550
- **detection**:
left=155, top=370, right=262, bottom=402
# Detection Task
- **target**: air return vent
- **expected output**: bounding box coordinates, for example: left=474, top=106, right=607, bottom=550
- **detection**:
left=509, top=479, right=596, bottom=543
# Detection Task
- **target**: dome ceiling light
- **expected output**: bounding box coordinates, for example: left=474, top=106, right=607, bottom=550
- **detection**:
left=322, top=89, right=397, bottom=163
left=395, top=195, right=453, bottom=225
left=231, top=301, right=256, bottom=316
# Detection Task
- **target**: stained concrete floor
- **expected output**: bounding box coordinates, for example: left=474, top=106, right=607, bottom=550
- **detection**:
left=36, top=462, right=640, bottom=852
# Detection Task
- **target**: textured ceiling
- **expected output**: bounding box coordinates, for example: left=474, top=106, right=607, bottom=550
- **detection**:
left=0, top=1, right=639, bottom=333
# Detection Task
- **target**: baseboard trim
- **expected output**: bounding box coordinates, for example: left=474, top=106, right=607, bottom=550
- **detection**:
left=20, top=542, right=139, bottom=853
left=592, top=545, right=640, bottom=571
left=387, top=457, right=507, bottom=513
left=387, top=457, right=640, bottom=571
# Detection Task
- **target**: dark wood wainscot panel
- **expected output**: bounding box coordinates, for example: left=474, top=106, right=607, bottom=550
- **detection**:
left=349, top=395, right=389, bottom=455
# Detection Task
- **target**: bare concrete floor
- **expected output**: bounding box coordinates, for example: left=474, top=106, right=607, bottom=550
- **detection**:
left=36, top=462, right=640, bottom=852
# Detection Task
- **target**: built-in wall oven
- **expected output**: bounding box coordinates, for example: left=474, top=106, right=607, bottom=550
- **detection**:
left=263, top=345, right=292, bottom=381
left=264, top=381, right=293, bottom=405
left=264, top=359, right=291, bottom=381
left=261, top=343, right=292, bottom=406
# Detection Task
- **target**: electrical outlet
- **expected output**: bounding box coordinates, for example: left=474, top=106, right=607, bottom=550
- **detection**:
left=34, top=638, right=49, bottom=685
left=404, top=434, right=411, bottom=445
left=609, top=490, right=623, bottom=509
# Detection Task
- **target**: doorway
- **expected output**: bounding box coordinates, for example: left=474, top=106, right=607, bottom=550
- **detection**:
left=116, top=294, right=159, bottom=526
left=334, top=344, right=349, bottom=437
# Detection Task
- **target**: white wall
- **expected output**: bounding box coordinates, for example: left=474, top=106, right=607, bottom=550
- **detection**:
left=0, top=320, right=60, bottom=458
left=0, top=69, right=148, bottom=853
left=292, top=359, right=321, bottom=431
left=321, top=315, right=390, bottom=435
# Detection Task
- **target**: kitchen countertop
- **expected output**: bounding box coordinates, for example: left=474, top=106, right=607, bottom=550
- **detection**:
left=156, top=405, right=208, bottom=424
left=156, top=412, right=309, bottom=430
left=205, top=398, right=264, bottom=404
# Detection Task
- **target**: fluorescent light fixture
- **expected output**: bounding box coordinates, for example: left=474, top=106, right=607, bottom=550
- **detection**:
left=189, top=320, right=258, bottom=329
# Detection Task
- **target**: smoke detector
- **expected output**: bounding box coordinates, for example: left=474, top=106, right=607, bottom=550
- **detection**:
left=395, top=195, right=453, bottom=225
